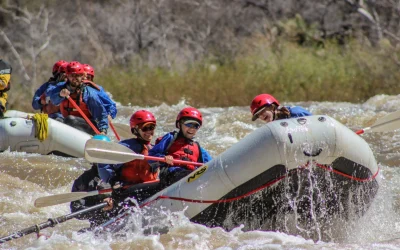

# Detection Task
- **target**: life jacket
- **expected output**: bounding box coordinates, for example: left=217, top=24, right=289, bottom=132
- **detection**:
left=39, top=82, right=60, bottom=115
left=60, top=81, right=100, bottom=118
left=165, top=132, right=203, bottom=171
left=119, top=139, right=158, bottom=184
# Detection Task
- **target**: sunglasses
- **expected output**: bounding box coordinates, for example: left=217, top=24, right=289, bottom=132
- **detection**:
left=140, top=124, right=156, bottom=132
left=184, top=123, right=200, bottom=129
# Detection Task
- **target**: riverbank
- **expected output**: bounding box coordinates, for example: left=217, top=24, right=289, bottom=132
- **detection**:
left=10, top=37, right=399, bottom=111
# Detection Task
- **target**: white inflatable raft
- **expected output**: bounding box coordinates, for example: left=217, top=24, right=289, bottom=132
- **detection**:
left=0, top=110, right=91, bottom=157
left=103, top=115, right=380, bottom=236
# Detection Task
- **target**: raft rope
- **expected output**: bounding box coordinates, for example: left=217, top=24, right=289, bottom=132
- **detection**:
left=32, top=113, right=49, bottom=141
left=140, top=161, right=379, bottom=208
left=139, top=175, right=286, bottom=208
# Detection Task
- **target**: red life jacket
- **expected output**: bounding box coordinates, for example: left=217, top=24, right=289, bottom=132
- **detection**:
left=167, top=136, right=201, bottom=171
left=60, top=81, right=100, bottom=118
left=40, top=93, right=60, bottom=115
left=120, top=143, right=158, bottom=184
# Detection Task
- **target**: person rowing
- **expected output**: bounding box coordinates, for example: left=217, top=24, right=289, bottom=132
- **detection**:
left=148, top=107, right=213, bottom=188
left=70, top=111, right=161, bottom=227
left=47, top=61, right=109, bottom=135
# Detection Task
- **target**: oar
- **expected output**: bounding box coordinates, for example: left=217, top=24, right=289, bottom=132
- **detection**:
left=108, top=116, right=121, bottom=141
left=0, top=202, right=107, bottom=243
left=66, top=96, right=101, bottom=135
left=34, top=188, right=113, bottom=208
left=111, top=123, right=133, bottom=139
left=356, top=109, right=400, bottom=134
left=33, top=180, right=160, bottom=208
left=84, top=139, right=203, bottom=166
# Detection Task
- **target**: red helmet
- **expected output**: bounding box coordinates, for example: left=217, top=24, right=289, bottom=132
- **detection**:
left=250, top=94, right=280, bottom=120
left=176, top=107, right=203, bottom=128
left=52, top=60, right=68, bottom=75
left=66, top=61, right=84, bottom=75
left=82, top=64, right=95, bottom=79
left=130, top=110, right=157, bottom=128
left=57, top=62, right=69, bottom=74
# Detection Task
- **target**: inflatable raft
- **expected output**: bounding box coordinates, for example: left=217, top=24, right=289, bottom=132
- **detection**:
left=101, top=115, right=380, bottom=236
left=0, top=110, right=91, bottom=157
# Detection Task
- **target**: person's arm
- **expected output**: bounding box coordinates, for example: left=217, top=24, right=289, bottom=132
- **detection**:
left=84, top=88, right=109, bottom=133
left=48, top=83, right=66, bottom=106
left=98, top=87, right=118, bottom=119
left=110, top=100, right=117, bottom=119
left=200, top=147, right=213, bottom=163
left=148, top=133, right=173, bottom=171
left=288, top=106, right=312, bottom=117
left=32, top=82, right=49, bottom=110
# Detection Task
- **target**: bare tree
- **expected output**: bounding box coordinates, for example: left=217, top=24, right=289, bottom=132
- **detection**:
left=2, top=0, right=400, bottom=98
left=0, top=1, right=52, bottom=93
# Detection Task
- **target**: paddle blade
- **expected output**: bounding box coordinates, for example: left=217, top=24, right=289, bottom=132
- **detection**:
left=84, top=139, right=145, bottom=164
left=34, top=191, right=99, bottom=208
left=365, top=110, right=400, bottom=133
left=111, top=123, right=133, bottom=140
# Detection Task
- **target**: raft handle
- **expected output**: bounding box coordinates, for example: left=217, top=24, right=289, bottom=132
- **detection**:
left=303, top=148, right=323, bottom=157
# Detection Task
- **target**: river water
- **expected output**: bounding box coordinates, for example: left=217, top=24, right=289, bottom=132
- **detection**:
left=2, top=95, right=400, bottom=249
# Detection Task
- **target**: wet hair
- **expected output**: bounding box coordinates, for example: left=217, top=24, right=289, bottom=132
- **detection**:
left=276, top=106, right=291, bottom=120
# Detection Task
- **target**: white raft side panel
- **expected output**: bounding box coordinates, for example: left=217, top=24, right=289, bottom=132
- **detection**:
left=267, top=115, right=336, bottom=171
left=330, top=117, right=379, bottom=177
left=142, top=122, right=284, bottom=218
left=46, top=118, right=91, bottom=157
left=4, top=110, right=31, bottom=118
left=0, top=117, right=91, bottom=157
left=143, top=116, right=351, bottom=219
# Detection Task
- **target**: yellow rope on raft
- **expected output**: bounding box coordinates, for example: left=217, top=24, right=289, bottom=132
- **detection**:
left=33, top=113, right=49, bottom=141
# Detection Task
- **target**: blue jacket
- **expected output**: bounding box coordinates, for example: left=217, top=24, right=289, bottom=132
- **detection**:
left=98, top=138, right=145, bottom=183
left=32, top=79, right=63, bottom=119
left=148, top=132, right=212, bottom=173
left=45, top=81, right=117, bottom=119
left=97, top=87, right=117, bottom=119
left=287, top=106, right=312, bottom=117
left=48, top=81, right=109, bottom=132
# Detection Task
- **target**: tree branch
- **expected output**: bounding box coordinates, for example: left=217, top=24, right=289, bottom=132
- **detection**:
left=0, top=29, right=31, bottom=81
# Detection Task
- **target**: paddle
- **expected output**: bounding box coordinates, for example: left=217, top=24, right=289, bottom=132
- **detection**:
left=111, top=123, right=133, bottom=139
left=108, top=116, right=121, bottom=141
left=34, top=189, right=113, bottom=208
left=66, top=96, right=101, bottom=135
left=356, top=109, right=400, bottom=134
left=84, top=139, right=203, bottom=166
left=34, top=180, right=161, bottom=208
left=0, top=202, right=107, bottom=243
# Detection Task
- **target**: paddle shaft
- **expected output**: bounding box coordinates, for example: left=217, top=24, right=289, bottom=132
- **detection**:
left=66, top=96, right=101, bottom=134
left=84, top=139, right=204, bottom=166
left=108, top=116, right=121, bottom=141
left=0, top=202, right=107, bottom=243
left=356, top=128, right=368, bottom=135
left=144, top=155, right=203, bottom=166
